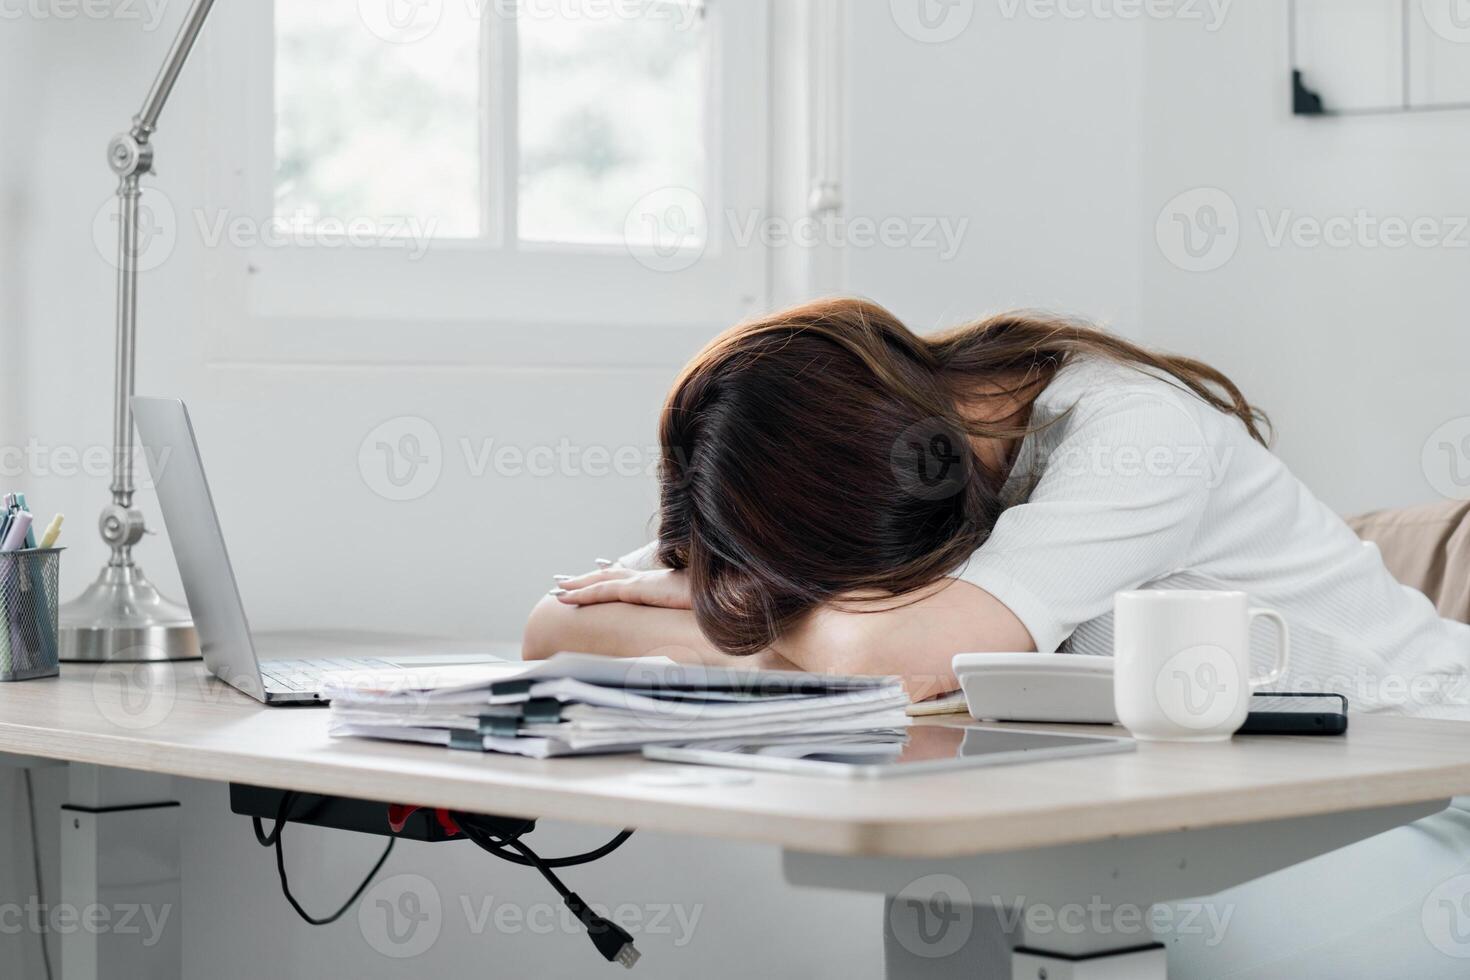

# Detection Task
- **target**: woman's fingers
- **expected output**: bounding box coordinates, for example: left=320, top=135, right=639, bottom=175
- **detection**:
left=555, top=567, right=635, bottom=591
left=549, top=568, right=693, bottom=609
left=552, top=580, right=628, bottom=605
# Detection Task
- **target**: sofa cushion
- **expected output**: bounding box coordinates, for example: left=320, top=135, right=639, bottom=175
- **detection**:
left=1347, top=499, right=1470, bottom=624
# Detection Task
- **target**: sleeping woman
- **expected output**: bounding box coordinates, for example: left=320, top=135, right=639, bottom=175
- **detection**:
left=523, top=297, right=1468, bottom=708
left=521, top=296, right=1470, bottom=977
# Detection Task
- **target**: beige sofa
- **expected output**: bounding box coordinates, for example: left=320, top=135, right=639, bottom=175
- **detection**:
left=1348, top=499, right=1470, bottom=624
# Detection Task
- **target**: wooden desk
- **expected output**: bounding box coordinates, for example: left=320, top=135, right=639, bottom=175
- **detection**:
left=7, top=661, right=1469, bottom=979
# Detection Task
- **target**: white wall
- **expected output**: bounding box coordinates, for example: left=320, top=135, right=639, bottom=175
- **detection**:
left=0, top=5, right=1146, bottom=979
left=844, top=5, right=1146, bottom=335
left=1138, top=8, right=1470, bottom=515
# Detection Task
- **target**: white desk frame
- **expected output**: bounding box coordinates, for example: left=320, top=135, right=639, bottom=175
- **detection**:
left=787, top=800, right=1445, bottom=978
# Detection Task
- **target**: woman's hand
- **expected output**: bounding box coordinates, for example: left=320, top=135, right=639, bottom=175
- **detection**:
left=550, top=566, right=693, bottom=609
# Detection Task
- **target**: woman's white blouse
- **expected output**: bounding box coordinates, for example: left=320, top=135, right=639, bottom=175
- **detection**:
left=955, top=357, right=1470, bottom=716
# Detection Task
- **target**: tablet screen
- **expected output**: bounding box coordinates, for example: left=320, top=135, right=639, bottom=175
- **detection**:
left=649, top=725, right=1134, bottom=777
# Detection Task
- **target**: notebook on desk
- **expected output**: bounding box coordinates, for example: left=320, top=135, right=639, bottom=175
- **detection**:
left=907, top=690, right=968, bottom=717
left=324, top=653, right=911, bottom=758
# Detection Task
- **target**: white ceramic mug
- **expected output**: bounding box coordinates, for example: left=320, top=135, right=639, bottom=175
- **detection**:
left=1113, top=590, right=1290, bottom=742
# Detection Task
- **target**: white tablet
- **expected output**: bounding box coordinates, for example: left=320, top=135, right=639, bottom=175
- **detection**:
left=642, top=725, right=1134, bottom=779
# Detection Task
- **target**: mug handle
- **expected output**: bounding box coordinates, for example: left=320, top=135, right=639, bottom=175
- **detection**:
left=1247, top=607, right=1291, bottom=689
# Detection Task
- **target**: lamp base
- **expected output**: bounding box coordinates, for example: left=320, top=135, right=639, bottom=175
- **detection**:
left=58, top=563, right=200, bottom=662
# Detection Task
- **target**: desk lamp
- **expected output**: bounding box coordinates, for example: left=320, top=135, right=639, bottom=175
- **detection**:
left=58, top=0, right=217, bottom=661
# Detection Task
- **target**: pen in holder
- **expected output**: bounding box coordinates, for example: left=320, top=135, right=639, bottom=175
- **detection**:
left=0, top=548, right=62, bottom=681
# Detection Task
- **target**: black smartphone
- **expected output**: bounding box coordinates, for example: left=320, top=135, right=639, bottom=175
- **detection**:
left=1238, top=693, right=1348, bottom=736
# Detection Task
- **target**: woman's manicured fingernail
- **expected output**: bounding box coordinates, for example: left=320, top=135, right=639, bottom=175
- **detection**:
left=549, top=588, right=568, bottom=597
left=595, top=558, right=613, bottom=568
left=553, top=575, right=573, bottom=583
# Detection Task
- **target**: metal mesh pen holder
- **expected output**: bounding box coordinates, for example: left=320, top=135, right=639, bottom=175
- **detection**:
left=0, top=548, right=62, bottom=681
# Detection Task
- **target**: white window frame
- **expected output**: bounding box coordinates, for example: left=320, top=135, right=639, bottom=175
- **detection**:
left=200, top=0, right=776, bottom=362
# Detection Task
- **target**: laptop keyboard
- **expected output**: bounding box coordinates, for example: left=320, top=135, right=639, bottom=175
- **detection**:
left=259, top=657, right=398, bottom=694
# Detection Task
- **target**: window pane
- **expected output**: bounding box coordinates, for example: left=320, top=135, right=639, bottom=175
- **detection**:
left=517, top=0, right=709, bottom=246
left=275, top=0, right=480, bottom=239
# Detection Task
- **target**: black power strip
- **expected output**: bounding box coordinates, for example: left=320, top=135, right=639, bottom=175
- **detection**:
left=228, top=784, right=535, bottom=841
left=230, top=784, right=641, bottom=968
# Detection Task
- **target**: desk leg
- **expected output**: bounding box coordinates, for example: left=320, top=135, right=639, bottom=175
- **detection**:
left=884, top=894, right=1166, bottom=979
left=790, top=801, right=1447, bottom=980
left=59, top=765, right=181, bottom=980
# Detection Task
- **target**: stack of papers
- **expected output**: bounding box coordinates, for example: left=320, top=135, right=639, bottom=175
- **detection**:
left=324, top=653, right=910, bottom=758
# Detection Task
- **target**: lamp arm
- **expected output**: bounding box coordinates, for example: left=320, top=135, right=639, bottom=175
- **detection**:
left=133, top=0, right=219, bottom=141
left=102, top=0, right=218, bottom=566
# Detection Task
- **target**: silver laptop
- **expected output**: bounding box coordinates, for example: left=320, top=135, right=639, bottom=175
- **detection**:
left=132, top=396, right=498, bottom=704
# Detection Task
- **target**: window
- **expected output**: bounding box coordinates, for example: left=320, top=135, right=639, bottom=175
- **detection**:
left=276, top=0, right=714, bottom=247
left=220, top=0, right=772, bottom=331
left=275, top=0, right=483, bottom=239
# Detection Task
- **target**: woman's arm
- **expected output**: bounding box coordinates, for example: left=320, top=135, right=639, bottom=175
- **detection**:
left=523, top=576, right=1032, bottom=699
left=773, top=579, right=1035, bottom=699
left=522, top=596, right=799, bottom=671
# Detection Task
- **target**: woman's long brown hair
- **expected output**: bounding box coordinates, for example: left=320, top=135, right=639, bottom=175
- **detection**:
left=657, top=298, right=1268, bottom=655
